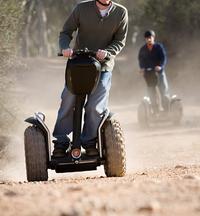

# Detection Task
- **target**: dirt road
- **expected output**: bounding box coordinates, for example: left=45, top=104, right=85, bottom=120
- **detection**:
left=0, top=57, right=200, bottom=216
left=1, top=165, right=200, bottom=216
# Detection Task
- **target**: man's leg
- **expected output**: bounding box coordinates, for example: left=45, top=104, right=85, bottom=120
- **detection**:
left=157, top=71, right=170, bottom=111
left=52, top=86, right=75, bottom=156
left=147, top=86, right=158, bottom=114
left=81, top=71, right=112, bottom=151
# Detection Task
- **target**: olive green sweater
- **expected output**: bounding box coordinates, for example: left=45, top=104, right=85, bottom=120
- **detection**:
left=59, top=0, right=128, bottom=71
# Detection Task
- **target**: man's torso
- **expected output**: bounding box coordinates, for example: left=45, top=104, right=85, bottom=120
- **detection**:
left=139, top=43, right=164, bottom=69
left=74, top=0, right=126, bottom=50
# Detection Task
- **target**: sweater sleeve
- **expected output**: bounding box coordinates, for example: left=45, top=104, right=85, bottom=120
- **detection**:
left=138, top=47, right=145, bottom=69
left=59, top=5, right=80, bottom=50
left=105, top=8, right=128, bottom=58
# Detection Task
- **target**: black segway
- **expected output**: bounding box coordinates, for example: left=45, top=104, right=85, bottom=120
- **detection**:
left=24, top=49, right=126, bottom=181
left=137, top=68, right=183, bottom=127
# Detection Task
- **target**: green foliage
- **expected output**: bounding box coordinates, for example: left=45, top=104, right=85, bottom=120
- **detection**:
left=44, top=0, right=78, bottom=54
left=21, top=0, right=78, bottom=56
left=0, top=0, right=24, bottom=77
left=138, top=0, right=200, bottom=49
left=0, top=0, right=24, bottom=58
left=1, top=0, right=200, bottom=60
left=0, top=0, right=25, bottom=133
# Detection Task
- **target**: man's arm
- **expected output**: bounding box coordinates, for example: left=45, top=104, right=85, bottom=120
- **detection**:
left=157, top=43, right=167, bottom=69
left=59, top=5, right=80, bottom=50
left=138, top=47, right=145, bottom=70
left=105, top=9, right=128, bottom=58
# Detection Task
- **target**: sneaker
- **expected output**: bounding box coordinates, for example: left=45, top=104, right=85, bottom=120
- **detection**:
left=85, top=147, right=99, bottom=156
left=52, top=148, right=66, bottom=158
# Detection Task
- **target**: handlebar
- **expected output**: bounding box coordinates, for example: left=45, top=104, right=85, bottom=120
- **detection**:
left=57, top=49, right=109, bottom=61
left=144, top=67, right=162, bottom=73
left=58, top=49, right=97, bottom=57
left=145, top=68, right=155, bottom=72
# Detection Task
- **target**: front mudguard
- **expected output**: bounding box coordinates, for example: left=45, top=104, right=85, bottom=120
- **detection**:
left=97, top=109, right=113, bottom=159
left=170, top=94, right=181, bottom=103
left=170, top=95, right=182, bottom=111
left=142, top=96, right=151, bottom=115
left=25, top=112, right=51, bottom=161
left=169, top=95, right=183, bottom=123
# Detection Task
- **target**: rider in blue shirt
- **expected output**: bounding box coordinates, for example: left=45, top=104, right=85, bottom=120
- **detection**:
left=138, top=30, right=170, bottom=114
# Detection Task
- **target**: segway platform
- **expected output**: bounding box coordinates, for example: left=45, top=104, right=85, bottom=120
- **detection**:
left=49, top=153, right=103, bottom=173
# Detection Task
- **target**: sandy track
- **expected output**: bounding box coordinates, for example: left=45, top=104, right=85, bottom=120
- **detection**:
left=1, top=165, right=200, bottom=216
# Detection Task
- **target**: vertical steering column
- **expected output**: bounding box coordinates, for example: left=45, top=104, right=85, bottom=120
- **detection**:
left=71, top=95, right=86, bottom=159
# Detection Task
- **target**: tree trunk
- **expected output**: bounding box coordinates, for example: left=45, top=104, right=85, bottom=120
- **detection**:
left=36, top=0, right=49, bottom=56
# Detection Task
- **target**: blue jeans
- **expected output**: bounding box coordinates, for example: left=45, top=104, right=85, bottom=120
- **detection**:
left=147, top=71, right=170, bottom=112
left=53, top=71, right=112, bottom=149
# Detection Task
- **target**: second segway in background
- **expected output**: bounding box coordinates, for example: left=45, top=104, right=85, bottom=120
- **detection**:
left=137, top=68, right=183, bottom=128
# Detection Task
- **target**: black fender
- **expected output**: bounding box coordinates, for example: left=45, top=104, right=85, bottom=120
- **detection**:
left=25, top=117, right=43, bottom=129
left=170, top=95, right=181, bottom=104
left=170, top=95, right=182, bottom=111
left=25, top=113, right=51, bottom=161
left=105, top=112, right=114, bottom=121
left=142, top=96, right=151, bottom=116
left=142, top=96, right=151, bottom=106
left=97, top=109, right=113, bottom=158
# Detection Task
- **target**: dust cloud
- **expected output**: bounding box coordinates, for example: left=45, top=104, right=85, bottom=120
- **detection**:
left=0, top=42, right=200, bottom=181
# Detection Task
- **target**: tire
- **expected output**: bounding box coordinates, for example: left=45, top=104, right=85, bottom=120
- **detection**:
left=103, top=118, right=126, bottom=177
left=137, top=102, right=149, bottom=128
left=24, top=126, right=48, bottom=181
left=170, top=100, right=183, bottom=125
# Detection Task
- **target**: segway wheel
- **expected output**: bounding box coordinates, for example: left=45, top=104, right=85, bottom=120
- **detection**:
left=170, top=100, right=183, bottom=125
left=24, top=126, right=48, bottom=181
left=137, top=102, right=149, bottom=128
left=103, top=119, right=126, bottom=177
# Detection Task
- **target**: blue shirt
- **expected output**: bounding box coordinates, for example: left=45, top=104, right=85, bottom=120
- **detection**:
left=138, top=43, right=167, bottom=71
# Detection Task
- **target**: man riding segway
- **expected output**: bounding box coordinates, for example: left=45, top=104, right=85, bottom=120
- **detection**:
left=137, top=30, right=183, bottom=127
left=24, top=0, right=128, bottom=181
left=138, top=30, right=170, bottom=116
left=53, top=0, right=128, bottom=157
